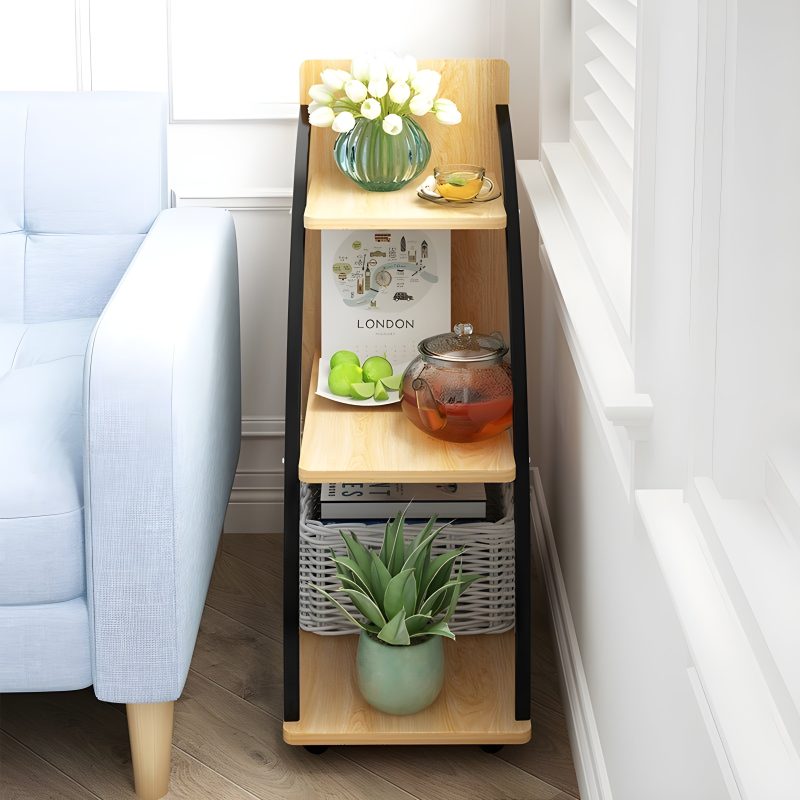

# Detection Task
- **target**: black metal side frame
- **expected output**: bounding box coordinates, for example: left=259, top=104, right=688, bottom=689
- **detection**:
left=283, top=104, right=531, bottom=725
left=497, top=104, right=532, bottom=721
left=283, top=105, right=310, bottom=722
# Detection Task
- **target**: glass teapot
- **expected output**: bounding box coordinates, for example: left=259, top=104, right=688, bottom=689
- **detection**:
left=400, top=323, right=513, bottom=443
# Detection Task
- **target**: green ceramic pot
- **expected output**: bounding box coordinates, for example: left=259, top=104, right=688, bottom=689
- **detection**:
left=356, top=631, right=444, bottom=715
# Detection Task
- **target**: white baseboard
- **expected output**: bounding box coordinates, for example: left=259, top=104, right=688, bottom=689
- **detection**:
left=224, top=469, right=283, bottom=533
left=531, top=467, right=614, bottom=800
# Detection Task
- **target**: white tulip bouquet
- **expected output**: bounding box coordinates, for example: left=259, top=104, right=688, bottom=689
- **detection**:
left=307, top=54, right=462, bottom=135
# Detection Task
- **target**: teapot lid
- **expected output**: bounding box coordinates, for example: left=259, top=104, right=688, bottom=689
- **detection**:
left=419, top=323, right=508, bottom=363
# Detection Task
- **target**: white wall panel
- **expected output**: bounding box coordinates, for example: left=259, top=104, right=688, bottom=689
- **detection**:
left=0, top=0, right=80, bottom=90
left=89, top=0, right=168, bottom=91
left=712, top=0, right=800, bottom=497
left=167, top=0, right=505, bottom=119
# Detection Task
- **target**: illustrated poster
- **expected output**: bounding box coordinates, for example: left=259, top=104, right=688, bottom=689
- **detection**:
left=321, top=229, right=451, bottom=366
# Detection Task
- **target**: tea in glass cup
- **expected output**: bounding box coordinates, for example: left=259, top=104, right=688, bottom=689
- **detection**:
left=434, top=164, right=486, bottom=201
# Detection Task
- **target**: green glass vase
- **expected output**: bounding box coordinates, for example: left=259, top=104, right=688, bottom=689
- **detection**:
left=356, top=630, right=444, bottom=715
left=333, top=116, right=431, bottom=192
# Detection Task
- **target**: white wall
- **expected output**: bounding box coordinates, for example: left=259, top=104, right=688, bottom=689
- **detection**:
left=522, top=0, right=800, bottom=797
left=1, top=0, right=521, bottom=531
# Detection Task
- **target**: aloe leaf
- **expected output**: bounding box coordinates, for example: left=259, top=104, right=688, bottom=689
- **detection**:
left=402, top=570, right=417, bottom=616
left=421, top=548, right=464, bottom=600
left=401, top=519, right=444, bottom=574
left=405, top=613, right=432, bottom=636
left=417, top=579, right=463, bottom=617
left=310, top=585, right=371, bottom=632
left=388, top=514, right=408, bottom=576
left=340, top=589, right=387, bottom=628
left=385, top=517, right=401, bottom=573
left=379, top=519, right=391, bottom=566
left=406, top=516, right=437, bottom=561
left=378, top=608, right=411, bottom=646
left=383, top=568, right=415, bottom=619
left=436, top=571, right=483, bottom=616
left=329, top=555, right=372, bottom=597
left=340, top=530, right=372, bottom=582
left=385, top=503, right=411, bottom=575
left=369, top=551, right=391, bottom=610
left=443, top=563, right=464, bottom=621
left=411, top=620, right=455, bottom=640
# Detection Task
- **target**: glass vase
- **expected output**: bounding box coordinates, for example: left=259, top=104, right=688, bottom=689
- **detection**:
left=333, top=116, right=431, bottom=192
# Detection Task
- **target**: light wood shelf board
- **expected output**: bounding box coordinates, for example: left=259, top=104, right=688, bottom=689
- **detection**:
left=298, top=358, right=516, bottom=483
left=299, top=59, right=509, bottom=231
left=283, top=630, right=531, bottom=745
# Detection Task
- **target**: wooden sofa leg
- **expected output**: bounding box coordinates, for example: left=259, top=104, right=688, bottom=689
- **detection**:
left=126, top=701, right=174, bottom=800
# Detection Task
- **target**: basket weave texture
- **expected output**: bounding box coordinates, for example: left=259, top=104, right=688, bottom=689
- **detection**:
left=298, top=483, right=516, bottom=635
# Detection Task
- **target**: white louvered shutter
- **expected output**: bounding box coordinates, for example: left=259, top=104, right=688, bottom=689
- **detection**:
left=573, top=0, right=637, bottom=226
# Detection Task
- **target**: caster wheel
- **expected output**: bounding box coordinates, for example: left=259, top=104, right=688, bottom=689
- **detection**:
left=304, top=745, right=328, bottom=755
left=480, top=744, right=504, bottom=754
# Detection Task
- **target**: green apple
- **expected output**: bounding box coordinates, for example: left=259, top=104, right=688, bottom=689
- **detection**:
left=362, top=355, right=393, bottom=384
left=328, top=362, right=362, bottom=396
left=330, top=350, right=360, bottom=369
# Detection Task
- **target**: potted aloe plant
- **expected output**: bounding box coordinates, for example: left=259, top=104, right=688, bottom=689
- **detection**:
left=313, top=510, right=482, bottom=715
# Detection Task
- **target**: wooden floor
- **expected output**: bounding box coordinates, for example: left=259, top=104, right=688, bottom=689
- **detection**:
left=0, top=534, right=579, bottom=800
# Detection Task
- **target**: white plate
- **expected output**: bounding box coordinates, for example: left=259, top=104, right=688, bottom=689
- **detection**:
left=315, top=358, right=406, bottom=407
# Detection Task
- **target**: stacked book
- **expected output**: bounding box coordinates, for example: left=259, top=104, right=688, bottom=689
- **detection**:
left=319, top=482, right=488, bottom=522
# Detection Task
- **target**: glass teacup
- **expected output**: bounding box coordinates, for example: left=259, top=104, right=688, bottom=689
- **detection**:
left=434, top=164, right=488, bottom=201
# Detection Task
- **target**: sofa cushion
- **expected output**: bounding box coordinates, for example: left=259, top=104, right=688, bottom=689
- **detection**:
left=0, top=318, right=95, bottom=604
left=0, top=597, right=92, bottom=691
left=0, top=92, right=166, bottom=324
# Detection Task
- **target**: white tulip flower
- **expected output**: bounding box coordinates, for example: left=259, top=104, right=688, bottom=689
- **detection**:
left=360, top=98, right=382, bottom=120
left=433, top=98, right=457, bottom=113
left=369, top=58, right=387, bottom=83
left=435, top=106, right=462, bottom=125
left=308, top=84, right=334, bottom=104
left=344, top=79, right=368, bottom=104
left=368, top=78, right=389, bottom=98
left=403, top=55, right=418, bottom=79
left=332, top=111, right=356, bottom=133
left=408, top=93, right=434, bottom=116
left=351, top=56, right=370, bottom=82
left=411, top=69, right=441, bottom=97
left=382, top=113, right=403, bottom=136
left=321, top=68, right=349, bottom=91
left=388, top=81, right=411, bottom=105
left=387, top=57, right=409, bottom=84
left=309, top=105, right=335, bottom=127
left=308, top=101, right=323, bottom=114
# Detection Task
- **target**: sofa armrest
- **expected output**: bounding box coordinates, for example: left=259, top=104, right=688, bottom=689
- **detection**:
left=84, top=207, right=241, bottom=703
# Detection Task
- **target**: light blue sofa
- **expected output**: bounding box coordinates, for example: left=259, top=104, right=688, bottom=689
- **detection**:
left=0, top=92, right=241, bottom=799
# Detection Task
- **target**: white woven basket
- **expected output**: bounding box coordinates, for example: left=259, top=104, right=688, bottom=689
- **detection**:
left=298, top=483, right=515, bottom=635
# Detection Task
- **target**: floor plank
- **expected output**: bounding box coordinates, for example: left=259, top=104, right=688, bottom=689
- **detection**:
left=176, top=670, right=416, bottom=800
left=500, top=702, right=580, bottom=798
left=0, top=732, right=100, bottom=800
left=222, top=533, right=282, bottom=578
left=0, top=690, right=259, bottom=800
left=205, top=551, right=283, bottom=641
left=191, top=606, right=283, bottom=713
left=339, top=745, right=577, bottom=800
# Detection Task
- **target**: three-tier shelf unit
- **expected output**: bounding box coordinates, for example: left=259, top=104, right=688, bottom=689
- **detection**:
left=282, top=59, right=531, bottom=749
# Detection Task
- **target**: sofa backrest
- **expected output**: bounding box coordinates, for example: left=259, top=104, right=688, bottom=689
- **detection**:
left=0, top=92, right=167, bottom=323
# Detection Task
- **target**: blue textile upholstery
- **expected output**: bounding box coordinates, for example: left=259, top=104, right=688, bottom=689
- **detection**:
left=0, top=92, right=240, bottom=704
